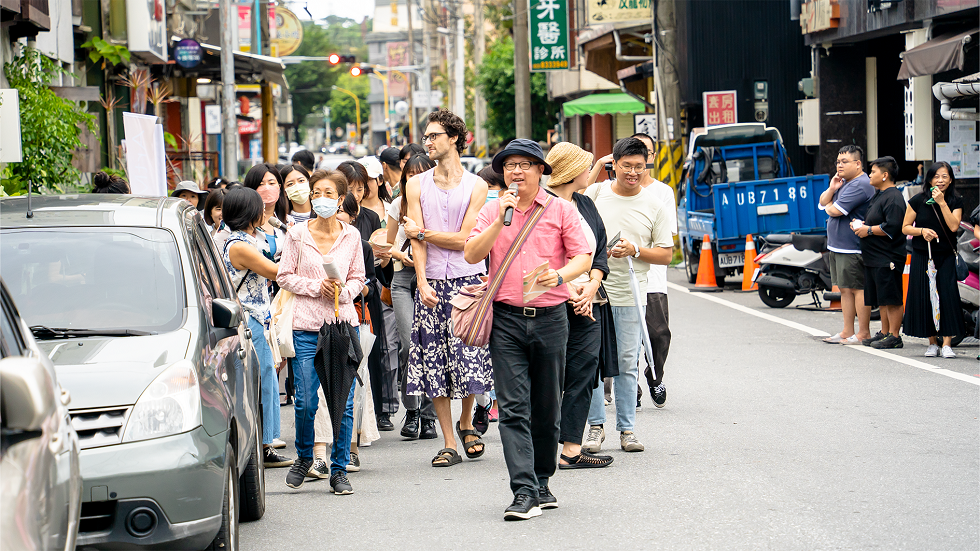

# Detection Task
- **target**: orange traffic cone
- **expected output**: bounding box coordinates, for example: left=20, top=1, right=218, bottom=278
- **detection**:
left=827, top=284, right=842, bottom=311
left=691, top=234, right=722, bottom=292
left=902, top=253, right=911, bottom=307
left=740, top=234, right=759, bottom=292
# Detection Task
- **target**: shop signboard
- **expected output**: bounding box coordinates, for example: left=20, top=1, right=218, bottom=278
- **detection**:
left=530, top=0, right=570, bottom=71
left=703, top=90, right=737, bottom=127
left=126, top=0, right=167, bottom=63
left=272, top=7, right=303, bottom=57
left=586, top=0, right=651, bottom=24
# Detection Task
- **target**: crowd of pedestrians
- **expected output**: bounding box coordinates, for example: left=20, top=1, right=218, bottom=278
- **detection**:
left=819, top=146, right=967, bottom=357
left=97, top=107, right=972, bottom=522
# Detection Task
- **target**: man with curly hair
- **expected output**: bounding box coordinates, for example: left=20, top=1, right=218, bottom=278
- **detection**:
left=402, top=109, right=493, bottom=467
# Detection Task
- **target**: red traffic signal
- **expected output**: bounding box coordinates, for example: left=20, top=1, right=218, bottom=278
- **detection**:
left=328, top=53, right=341, bottom=64
left=350, top=65, right=374, bottom=77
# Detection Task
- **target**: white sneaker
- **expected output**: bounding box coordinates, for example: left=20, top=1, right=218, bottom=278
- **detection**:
left=941, top=346, right=956, bottom=359
left=924, top=344, right=939, bottom=357
left=582, top=425, right=604, bottom=453
left=272, top=438, right=286, bottom=449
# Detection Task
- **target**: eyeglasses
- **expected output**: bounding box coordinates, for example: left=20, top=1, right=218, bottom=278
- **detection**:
left=503, top=161, right=538, bottom=171
left=618, top=163, right=646, bottom=174
left=421, top=132, right=447, bottom=143
left=835, top=159, right=858, bottom=166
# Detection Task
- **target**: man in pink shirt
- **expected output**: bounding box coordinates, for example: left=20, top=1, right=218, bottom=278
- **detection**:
left=465, top=139, right=592, bottom=520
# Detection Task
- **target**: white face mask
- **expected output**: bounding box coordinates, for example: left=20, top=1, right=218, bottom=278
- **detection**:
left=311, top=197, right=338, bottom=219
left=285, top=181, right=311, bottom=205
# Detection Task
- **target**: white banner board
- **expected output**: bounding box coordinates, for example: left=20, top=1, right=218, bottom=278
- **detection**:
left=123, top=112, right=167, bottom=196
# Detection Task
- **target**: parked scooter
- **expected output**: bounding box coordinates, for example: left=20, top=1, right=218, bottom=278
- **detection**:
left=955, top=221, right=978, bottom=343
left=753, top=233, right=833, bottom=308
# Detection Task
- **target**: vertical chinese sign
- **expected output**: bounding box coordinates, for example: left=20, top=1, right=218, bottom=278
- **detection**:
left=387, top=42, right=410, bottom=98
left=702, top=90, right=737, bottom=127
left=530, top=0, right=569, bottom=71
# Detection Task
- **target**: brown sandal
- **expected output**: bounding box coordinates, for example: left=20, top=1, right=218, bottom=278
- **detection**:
left=431, top=448, right=462, bottom=467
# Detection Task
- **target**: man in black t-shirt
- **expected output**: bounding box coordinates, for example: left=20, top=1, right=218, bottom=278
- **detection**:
left=853, top=156, right=908, bottom=349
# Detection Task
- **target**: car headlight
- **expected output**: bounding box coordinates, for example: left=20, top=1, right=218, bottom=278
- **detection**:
left=122, top=361, right=202, bottom=443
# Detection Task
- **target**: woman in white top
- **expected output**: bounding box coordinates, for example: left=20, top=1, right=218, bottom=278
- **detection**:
left=243, top=163, right=287, bottom=262
left=281, top=164, right=313, bottom=225
left=385, top=154, right=438, bottom=437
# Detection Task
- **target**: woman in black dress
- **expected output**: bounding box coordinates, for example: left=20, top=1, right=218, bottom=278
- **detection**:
left=901, top=161, right=965, bottom=358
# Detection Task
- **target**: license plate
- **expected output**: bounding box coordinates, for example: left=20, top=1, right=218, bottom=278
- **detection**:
left=718, top=253, right=744, bottom=268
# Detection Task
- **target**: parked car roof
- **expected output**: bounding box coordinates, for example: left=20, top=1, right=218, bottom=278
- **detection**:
left=0, top=195, right=189, bottom=229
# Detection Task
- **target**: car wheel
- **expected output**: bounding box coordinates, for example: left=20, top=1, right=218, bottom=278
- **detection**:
left=239, top=419, right=265, bottom=521
left=206, top=444, right=239, bottom=551
left=758, top=283, right=795, bottom=308
left=950, top=334, right=965, bottom=347
left=684, top=246, right=698, bottom=284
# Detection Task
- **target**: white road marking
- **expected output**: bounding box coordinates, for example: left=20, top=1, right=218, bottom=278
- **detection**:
left=667, top=281, right=980, bottom=387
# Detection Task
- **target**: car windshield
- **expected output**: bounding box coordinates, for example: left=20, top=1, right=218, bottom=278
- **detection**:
left=1, top=228, right=184, bottom=333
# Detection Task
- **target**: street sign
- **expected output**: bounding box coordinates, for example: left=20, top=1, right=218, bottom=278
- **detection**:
left=586, top=0, right=651, bottom=24
left=413, top=90, right=443, bottom=108
left=530, top=0, right=570, bottom=71
left=703, top=90, right=737, bottom=127
left=204, top=104, right=221, bottom=134
left=634, top=113, right=657, bottom=140
left=0, top=89, right=23, bottom=163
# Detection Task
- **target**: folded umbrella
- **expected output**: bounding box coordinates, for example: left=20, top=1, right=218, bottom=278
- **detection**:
left=314, top=321, right=364, bottom=437
left=927, top=241, right=941, bottom=332
left=626, top=256, right=656, bottom=371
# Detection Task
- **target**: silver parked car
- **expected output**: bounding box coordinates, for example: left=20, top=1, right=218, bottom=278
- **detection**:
left=0, top=278, right=82, bottom=551
left=0, top=195, right=265, bottom=550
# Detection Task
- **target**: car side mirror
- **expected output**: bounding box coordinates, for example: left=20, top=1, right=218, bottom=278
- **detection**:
left=0, top=356, right=56, bottom=431
left=212, top=299, right=242, bottom=329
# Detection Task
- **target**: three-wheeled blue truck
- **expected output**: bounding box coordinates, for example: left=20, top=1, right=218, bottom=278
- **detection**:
left=677, top=123, right=831, bottom=285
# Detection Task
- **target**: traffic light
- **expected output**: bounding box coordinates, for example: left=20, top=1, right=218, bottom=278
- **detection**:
left=328, top=54, right=356, bottom=65
left=350, top=65, right=374, bottom=77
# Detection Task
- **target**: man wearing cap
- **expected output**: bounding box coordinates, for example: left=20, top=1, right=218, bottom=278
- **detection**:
left=379, top=146, right=403, bottom=197
left=582, top=137, right=673, bottom=455
left=465, top=139, right=592, bottom=520
left=402, top=108, right=493, bottom=465
left=172, top=180, right=208, bottom=210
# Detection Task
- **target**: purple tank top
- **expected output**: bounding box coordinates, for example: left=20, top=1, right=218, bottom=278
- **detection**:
left=418, top=168, right=485, bottom=280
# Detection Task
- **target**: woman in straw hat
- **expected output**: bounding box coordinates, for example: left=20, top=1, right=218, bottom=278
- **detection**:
left=544, top=142, right=615, bottom=469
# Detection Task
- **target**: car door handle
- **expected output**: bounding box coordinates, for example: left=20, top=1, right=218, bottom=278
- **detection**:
left=244, top=327, right=252, bottom=340
left=238, top=348, right=246, bottom=360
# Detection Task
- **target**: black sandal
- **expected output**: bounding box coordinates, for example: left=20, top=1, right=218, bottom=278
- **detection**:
left=456, top=422, right=485, bottom=459
left=432, top=448, right=462, bottom=467
left=558, top=451, right=614, bottom=469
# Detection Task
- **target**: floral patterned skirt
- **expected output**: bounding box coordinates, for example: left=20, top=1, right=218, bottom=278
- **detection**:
left=407, top=275, right=493, bottom=399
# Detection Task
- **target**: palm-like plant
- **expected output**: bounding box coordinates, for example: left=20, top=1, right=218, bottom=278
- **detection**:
left=146, top=81, right=173, bottom=119
left=117, top=69, right=150, bottom=114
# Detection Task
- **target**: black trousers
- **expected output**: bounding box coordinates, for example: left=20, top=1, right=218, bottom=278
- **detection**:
left=559, top=304, right=601, bottom=445
left=643, top=292, right=670, bottom=389
left=491, top=303, right=568, bottom=497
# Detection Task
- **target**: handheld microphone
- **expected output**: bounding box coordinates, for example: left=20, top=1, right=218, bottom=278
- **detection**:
left=502, top=182, right=519, bottom=226
left=268, top=217, right=285, bottom=229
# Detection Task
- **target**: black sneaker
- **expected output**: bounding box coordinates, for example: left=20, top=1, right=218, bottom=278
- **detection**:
left=652, top=383, right=667, bottom=408
left=636, top=397, right=643, bottom=411
left=377, top=413, right=394, bottom=431
left=538, top=487, right=558, bottom=509
left=285, top=458, right=314, bottom=489
left=473, top=403, right=491, bottom=434
left=419, top=418, right=438, bottom=439
left=401, top=409, right=421, bottom=439
left=306, top=458, right=329, bottom=479
left=263, top=446, right=294, bottom=468
left=504, top=494, right=542, bottom=520
left=862, top=331, right=886, bottom=347
left=871, top=334, right=904, bottom=349
left=330, top=471, right=354, bottom=495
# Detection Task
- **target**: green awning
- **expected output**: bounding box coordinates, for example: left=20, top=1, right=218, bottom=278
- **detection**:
left=562, top=93, right=645, bottom=117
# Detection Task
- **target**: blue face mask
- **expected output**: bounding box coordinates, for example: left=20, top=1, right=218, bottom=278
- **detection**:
left=485, top=189, right=499, bottom=204
left=311, top=197, right=338, bottom=218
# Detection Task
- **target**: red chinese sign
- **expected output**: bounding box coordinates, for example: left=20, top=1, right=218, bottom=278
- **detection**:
left=702, top=90, right=737, bottom=127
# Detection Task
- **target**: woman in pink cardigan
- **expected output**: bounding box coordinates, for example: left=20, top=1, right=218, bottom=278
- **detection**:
left=277, top=169, right=365, bottom=495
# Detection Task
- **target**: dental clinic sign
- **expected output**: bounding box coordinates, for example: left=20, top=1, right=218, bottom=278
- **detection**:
left=530, top=0, right=569, bottom=71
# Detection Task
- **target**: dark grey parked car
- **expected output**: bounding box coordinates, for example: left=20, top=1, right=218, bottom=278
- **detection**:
left=0, top=195, right=266, bottom=550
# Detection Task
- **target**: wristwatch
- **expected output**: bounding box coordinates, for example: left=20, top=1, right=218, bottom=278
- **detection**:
left=556, top=274, right=564, bottom=286
left=417, top=228, right=426, bottom=241
left=631, top=240, right=641, bottom=258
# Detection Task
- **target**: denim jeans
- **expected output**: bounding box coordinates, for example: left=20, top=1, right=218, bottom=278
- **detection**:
left=248, top=316, right=280, bottom=445
left=291, top=329, right=356, bottom=473
left=588, top=304, right=644, bottom=432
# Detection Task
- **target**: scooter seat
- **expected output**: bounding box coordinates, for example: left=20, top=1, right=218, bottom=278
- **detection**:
left=764, top=234, right=793, bottom=244
left=792, top=234, right=828, bottom=254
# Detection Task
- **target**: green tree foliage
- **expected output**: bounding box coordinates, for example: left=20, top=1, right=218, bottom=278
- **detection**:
left=327, top=72, right=370, bottom=136
left=2, top=47, right=97, bottom=195
left=476, top=36, right=557, bottom=146
left=284, top=22, right=342, bottom=130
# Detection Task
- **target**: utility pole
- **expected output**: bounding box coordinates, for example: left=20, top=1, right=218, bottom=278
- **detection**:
left=406, top=0, right=416, bottom=142
left=513, top=0, right=532, bottom=139
left=219, top=0, right=238, bottom=179
left=474, top=0, right=487, bottom=155
left=454, top=17, right=465, bottom=121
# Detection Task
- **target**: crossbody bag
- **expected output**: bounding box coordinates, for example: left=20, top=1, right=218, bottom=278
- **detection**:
left=449, top=196, right=554, bottom=347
